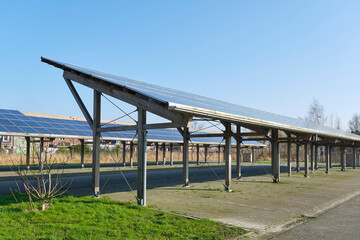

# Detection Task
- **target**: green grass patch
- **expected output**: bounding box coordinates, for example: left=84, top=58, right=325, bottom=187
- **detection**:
left=0, top=194, right=246, bottom=239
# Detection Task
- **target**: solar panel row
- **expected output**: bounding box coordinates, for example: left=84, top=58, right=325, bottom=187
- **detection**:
left=42, top=57, right=360, bottom=141
left=0, top=109, right=263, bottom=146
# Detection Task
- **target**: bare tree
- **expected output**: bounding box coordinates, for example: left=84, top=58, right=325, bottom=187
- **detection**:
left=349, top=113, right=360, bottom=135
left=11, top=143, right=71, bottom=211
left=305, top=100, right=326, bottom=125
left=328, top=113, right=342, bottom=130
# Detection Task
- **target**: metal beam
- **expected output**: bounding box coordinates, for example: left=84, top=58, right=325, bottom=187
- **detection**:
left=64, top=71, right=190, bottom=126
left=218, top=145, right=221, bottom=164
left=189, top=133, right=224, bottom=138
left=137, top=109, right=147, bottom=205
left=310, top=144, right=314, bottom=173
left=63, top=77, right=93, bottom=127
left=92, top=90, right=101, bottom=197
left=39, top=137, right=44, bottom=172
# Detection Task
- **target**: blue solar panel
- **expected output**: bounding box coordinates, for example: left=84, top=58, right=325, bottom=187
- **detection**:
left=0, top=108, right=264, bottom=146
left=0, top=119, right=14, bottom=125
left=42, top=57, right=360, bottom=141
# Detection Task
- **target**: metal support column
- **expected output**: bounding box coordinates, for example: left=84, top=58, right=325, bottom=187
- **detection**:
left=325, top=145, right=330, bottom=174
left=353, top=147, right=356, bottom=169
left=271, top=129, right=280, bottom=182
left=162, top=143, right=166, bottom=166
left=224, top=122, right=232, bottom=191
left=304, top=143, right=309, bottom=178
left=218, top=145, right=221, bottom=164
left=25, top=137, right=30, bottom=170
left=314, top=145, right=318, bottom=170
left=196, top=144, right=200, bottom=165
left=170, top=143, right=173, bottom=166
left=92, top=90, right=101, bottom=197
left=236, top=125, right=242, bottom=179
left=183, top=127, right=189, bottom=186
left=341, top=146, right=346, bottom=171
left=310, top=144, right=314, bottom=173
left=130, top=142, right=134, bottom=167
left=137, top=109, right=147, bottom=206
left=122, top=141, right=126, bottom=166
left=155, top=142, right=159, bottom=165
left=39, top=137, right=44, bottom=172
left=287, top=141, right=291, bottom=176
left=204, top=145, right=208, bottom=163
left=329, top=146, right=332, bottom=168
left=80, top=139, right=85, bottom=168
left=296, top=144, right=300, bottom=172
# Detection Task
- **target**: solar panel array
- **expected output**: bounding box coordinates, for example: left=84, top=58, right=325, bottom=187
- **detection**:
left=0, top=109, right=263, bottom=146
left=42, top=57, right=360, bottom=141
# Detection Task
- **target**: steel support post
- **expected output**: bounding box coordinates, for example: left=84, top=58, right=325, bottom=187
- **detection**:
left=122, top=141, right=126, bottom=166
left=80, top=139, right=85, bottom=168
left=218, top=145, right=221, bottom=164
left=271, top=129, right=280, bottom=182
left=304, top=143, right=309, bottom=178
left=287, top=141, right=291, bottom=176
left=353, top=147, right=356, bottom=169
left=314, top=145, right=318, bottom=170
left=196, top=144, right=200, bottom=165
left=296, top=144, right=300, bottom=172
left=329, top=146, right=332, bottom=168
left=129, top=142, right=133, bottom=167
left=251, top=147, right=255, bottom=163
left=341, top=146, right=346, bottom=171
left=92, top=90, right=101, bottom=197
left=155, top=142, right=159, bottom=165
left=325, top=145, right=330, bottom=174
left=25, top=137, right=30, bottom=170
left=137, top=109, right=147, bottom=205
left=224, top=122, right=232, bottom=191
left=236, top=125, right=242, bottom=179
left=170, top=143, right=174, bottom=166
left=162, top=143, right=166, bottom=165
left=310, top=144, right=314, bottom=173
left=204, top=145, right=208, bottom=163
left=39, top=137, right=44, bottom=172
left=183, top=127, right=189, bottom=186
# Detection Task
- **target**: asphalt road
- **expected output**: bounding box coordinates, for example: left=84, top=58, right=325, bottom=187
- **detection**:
left=269, top=195, right=360, bottom=240
left=0, top=163, right=278, bottom=195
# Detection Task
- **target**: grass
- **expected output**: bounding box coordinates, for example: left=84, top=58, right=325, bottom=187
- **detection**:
left=0, top=194, right=246, bottom=240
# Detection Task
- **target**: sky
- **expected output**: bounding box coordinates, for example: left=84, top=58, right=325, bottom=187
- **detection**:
left=0, top=1, right=359, bottom=129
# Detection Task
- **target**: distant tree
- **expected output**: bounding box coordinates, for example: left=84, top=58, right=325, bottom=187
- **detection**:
left=349, top=113, right=360, bottom=135
left=305, top=100, right=326, bottom=125
left=328, top=114, right=342, bottom=130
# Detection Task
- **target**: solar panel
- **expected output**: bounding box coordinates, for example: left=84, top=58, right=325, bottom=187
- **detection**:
left=42, top=57, right=360, bottom=141
left=0, top=108, right=264, bottom=147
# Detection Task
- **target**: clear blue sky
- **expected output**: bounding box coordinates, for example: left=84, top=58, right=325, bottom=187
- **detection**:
left=1, top=1, right=359, bottom=129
